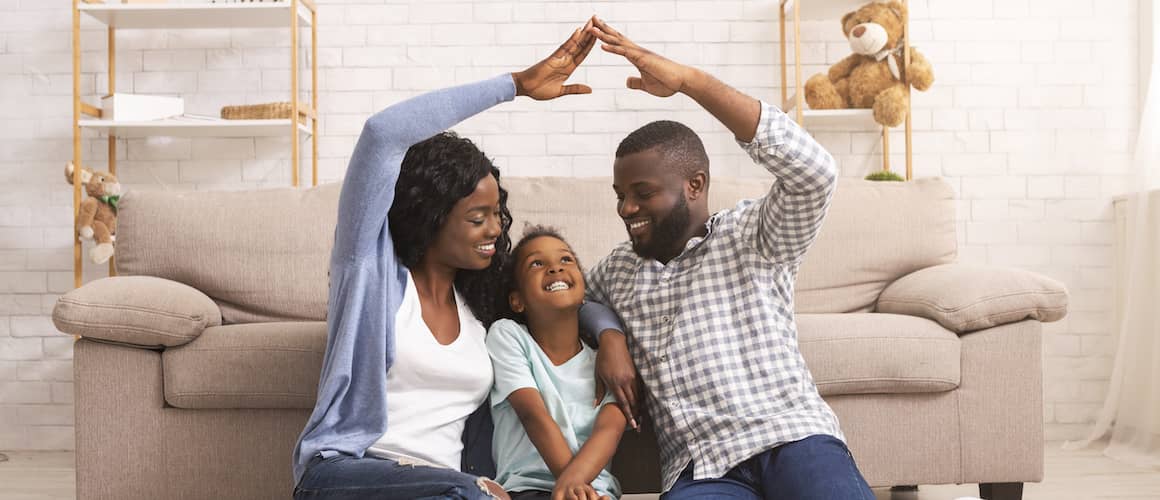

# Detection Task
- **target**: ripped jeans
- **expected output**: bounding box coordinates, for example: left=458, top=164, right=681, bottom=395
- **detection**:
left=294, top=453, right=497, bottom=500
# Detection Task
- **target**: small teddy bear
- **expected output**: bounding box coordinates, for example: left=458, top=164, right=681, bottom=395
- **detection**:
left=803, top=0, right=934, bottom=127
left=65, top=162, right=121, bottom=264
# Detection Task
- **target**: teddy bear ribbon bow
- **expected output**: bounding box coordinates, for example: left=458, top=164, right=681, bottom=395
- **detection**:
left=874, top=42, right=904, bottom=82
left=97, top=194, right=120, bottom=214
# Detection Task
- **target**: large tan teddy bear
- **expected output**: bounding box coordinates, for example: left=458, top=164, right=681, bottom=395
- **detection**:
left=804, top=0, right=934, bottom=127
left=65, top=162, right=121, bottom=264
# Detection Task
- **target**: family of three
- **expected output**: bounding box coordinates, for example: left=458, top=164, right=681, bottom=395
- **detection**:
left=291, top=17, right=874, bottom=500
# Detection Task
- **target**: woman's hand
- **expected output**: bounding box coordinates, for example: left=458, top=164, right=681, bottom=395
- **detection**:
left=588, top=17, right=694, bottom=98
left=593, top=330, right=639, bottom=430
left=481, top=478, right=511, bottom=500
left=512, top=17, right=597, bottom=100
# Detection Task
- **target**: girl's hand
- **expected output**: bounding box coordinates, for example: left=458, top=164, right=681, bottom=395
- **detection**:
left=551, top=477, right=609, bottom=500
left=512, top=17, right=597, bottom=100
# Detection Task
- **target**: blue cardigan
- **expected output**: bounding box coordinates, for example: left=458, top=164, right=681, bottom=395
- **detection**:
left=292, top=75, right=516, bottom=485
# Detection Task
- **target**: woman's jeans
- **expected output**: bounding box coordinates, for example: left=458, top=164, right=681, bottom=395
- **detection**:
left=294, top=454, right=495, bottom=500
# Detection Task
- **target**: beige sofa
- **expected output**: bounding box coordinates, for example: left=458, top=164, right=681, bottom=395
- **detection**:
left=53, top=176, right=1068, bottom=500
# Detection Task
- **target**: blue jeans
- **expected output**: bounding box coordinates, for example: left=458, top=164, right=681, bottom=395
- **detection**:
left=661, top=435, right=874, bottom=500
left=294, top=454, right=495, bottom=500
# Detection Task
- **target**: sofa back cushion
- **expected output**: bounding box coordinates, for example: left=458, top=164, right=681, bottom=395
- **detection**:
left=117, top=184, right=340, bottom=324
left=504, top=176, right=957, bottom=313
left=116, top=176, right=956, bottom=323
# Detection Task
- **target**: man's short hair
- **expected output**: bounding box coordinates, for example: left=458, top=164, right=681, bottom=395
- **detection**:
left=615, top=120, right=710, bottom=180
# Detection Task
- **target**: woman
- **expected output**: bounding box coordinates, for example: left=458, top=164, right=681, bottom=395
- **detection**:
left=292, top=20, right=598, bottom=500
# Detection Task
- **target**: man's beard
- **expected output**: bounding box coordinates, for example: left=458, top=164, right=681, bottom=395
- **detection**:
left=630, top=195, right=691, bottom=262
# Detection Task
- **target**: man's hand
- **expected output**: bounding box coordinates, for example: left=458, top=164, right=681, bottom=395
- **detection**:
left=593, top=330, right=639, bottom=430
left=588, top=17, right=693, bottom=98
left=512, top=18, right=597, bottom=100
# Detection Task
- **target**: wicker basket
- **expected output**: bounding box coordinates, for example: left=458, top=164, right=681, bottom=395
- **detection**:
left=220, top=101, right=294, bottom=120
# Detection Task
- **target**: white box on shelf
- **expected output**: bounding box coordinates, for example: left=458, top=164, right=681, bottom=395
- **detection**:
left=100, top=93, right=184, bottom=121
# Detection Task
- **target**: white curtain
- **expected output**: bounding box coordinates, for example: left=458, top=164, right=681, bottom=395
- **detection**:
left=1064, top=0, right=1160, bottom=467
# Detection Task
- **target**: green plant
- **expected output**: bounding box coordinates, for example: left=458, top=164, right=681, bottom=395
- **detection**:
left=864, top=170, right=906, bottom=182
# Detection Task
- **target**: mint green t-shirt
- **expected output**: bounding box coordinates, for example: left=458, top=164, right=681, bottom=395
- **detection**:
left=486, top=319, right=621, bottom=498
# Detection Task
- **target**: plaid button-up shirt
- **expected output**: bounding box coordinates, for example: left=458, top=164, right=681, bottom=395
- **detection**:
left=585, top=102, right=843, bottom=492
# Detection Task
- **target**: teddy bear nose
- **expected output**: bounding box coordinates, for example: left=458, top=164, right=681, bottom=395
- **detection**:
left=852, top=25, right=866, bottom=38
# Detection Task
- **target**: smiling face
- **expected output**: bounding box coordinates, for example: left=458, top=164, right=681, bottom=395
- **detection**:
left=613, top=148, right=698, bottom=263
left=426, top=174, right=503, bottom=271
left=508, top=235, right=585, bottom=318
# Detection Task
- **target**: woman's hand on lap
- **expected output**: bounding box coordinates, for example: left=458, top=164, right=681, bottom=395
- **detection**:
left=512, top=17, right=598, bottom=100
left=481, top=478, right=511, bottom=500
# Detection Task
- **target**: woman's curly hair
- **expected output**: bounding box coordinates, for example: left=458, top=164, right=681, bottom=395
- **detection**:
left=388, top=131, right=513, bottom=325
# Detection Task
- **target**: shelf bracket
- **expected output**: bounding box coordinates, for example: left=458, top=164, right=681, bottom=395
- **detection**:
left=80, top=102, right=102, bottom=118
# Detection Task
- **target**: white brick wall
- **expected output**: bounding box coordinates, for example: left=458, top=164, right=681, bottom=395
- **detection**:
left=0, top=0, right=1139, bottom=450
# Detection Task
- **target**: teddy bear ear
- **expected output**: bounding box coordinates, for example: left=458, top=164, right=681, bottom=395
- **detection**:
left=64, top=162, right=94, bottom=185
left=840, top=11, right=856, bottom=33
left=884, top=0, right=907, bottom=20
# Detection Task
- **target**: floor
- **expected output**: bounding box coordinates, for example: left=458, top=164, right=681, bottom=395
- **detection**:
left=1, top=444, right=1158, bottom=499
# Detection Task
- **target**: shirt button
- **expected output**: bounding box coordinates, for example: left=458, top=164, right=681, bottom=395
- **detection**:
left=661, top=316, right=670, bottom=323
left=660, top=354, right=668, bottom=362
left=670, top=400, right=680, bottom=409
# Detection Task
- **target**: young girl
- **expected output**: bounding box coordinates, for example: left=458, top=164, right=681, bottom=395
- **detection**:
left=487, top=226, right=626, bottom=500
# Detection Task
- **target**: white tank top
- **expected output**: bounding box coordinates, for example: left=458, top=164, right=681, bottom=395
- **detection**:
left=365, top=272, right=493, bottom=469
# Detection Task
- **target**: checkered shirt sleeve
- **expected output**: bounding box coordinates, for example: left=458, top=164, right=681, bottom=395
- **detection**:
left=737, top=102, right=839, bottom=264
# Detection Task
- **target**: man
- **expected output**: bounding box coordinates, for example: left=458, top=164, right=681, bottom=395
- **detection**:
left=580, top=18, right=874, bottom=500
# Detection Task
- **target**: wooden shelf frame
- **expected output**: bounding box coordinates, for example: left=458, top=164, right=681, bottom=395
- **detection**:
left=778, top=0, right=914, bottom=179
left=71, top=0, right=319, bottom=288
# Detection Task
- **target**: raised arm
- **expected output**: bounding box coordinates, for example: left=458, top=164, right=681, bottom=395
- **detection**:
left=333, top=20, right=598, bottom=261
left=589, top=17, right=758, bottom=142
left=737, top=103, right=838, bottom=263
left=590, top=17, right=838, bottom=263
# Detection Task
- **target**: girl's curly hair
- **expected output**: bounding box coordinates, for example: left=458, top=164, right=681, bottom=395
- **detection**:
left=501, top=225, right=580, bottom=322
left=388, top=131, right=513, bottom=325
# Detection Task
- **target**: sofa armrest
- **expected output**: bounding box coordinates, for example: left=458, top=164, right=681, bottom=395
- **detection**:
left=876, top=263, right=1068, bottom=334
left=53, top=276, right=222, bottom=348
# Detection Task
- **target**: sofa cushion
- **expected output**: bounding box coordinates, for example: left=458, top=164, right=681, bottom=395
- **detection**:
left=877, top=263, right=1069, bottom=333
left=116, top=184, right=340, bottom=324
left=163, top=314, right=957, bottom=409
left=162, top=322, right=326, bottom=409
left=52, top=276, right=222, bottom=348
left=797, top=313, right=960, bottom=396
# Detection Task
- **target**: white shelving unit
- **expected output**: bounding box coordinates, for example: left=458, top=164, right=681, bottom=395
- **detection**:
left=71, top=0, right=319, bottom=287
left=78, top=118, right=313, bottom=138
left=779, top=0, right=914, bottom=177
left=77, top=2, right=312, bottom=29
